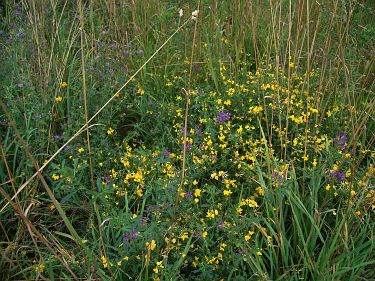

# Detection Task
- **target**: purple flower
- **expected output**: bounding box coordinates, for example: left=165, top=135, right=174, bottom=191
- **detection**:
left=236, top=248, right=245, bottom=255
left=100, top=175, right=113, bottom=185
left=185, top=192, right=193, bottom=200
left=97, top=40, right=105, bottom=49
left=334, top=131, right=348, bottom=149
left=124, top=233, right=130, bottom=242
left=216, top=110, right=231, bottom=124
left=195, top=127, right=203, bottom=137
left=330, top=170, right=345, bottom=182
left=124, top=230, right=137, bottom=242
left=216, top=217, right=224, bottom=227
left=193, top=230, right=201, bottom=238
left=107, top=68, right=114, bottom=77
left=336, top=171, right=345, bottom=181
left=180, top=126, right=185, bottom=134
left=162, top=149, right=170, bottom=157
left=181, top=142, right=192, bottom=152
left=0, top=119, right=7, bottom=126
left=54, top=133, right=64, bottom=141
left=110, top=42, right=117, bottom=50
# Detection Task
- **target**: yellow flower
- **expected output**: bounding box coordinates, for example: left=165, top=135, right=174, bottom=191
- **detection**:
left=150, top=240, right=156, bottom=250
left=78, top=147, right=85, bottom=153
left=52, top=174, right=60, bottom=181
left=194, top=189, right=201, bottom=197
left=134, top=171, right=143, bottom=182
left=202, top=231, right=208, bottom=238
left=180, top=233, right=189, bottom=241
left=223, top=190, right=232, bottom=196
left=206, top=209, right=219, bottom=219
left=35, top=263, right=46, bottom=273
left=137, top=88, right=145, bottom=95
left=55, top=96, right=63, bottom=102
left=107, top=127, right=115, bottom=135
left=146, top=240, right=156, bottom=251
left=244, top=231, right=255, bottom=241
left=136, top=188, right=143, bottom=197
left=156, top=260, right=164, bottom=268
left=256, top=186, right=264, bottom=196
left=60, top=81, right=68, bottom=89
left=101, top=256, right=108, bottom=268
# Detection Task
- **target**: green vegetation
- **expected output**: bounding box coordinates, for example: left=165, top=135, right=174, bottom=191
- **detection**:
left=0, top=0, right=374, bottom=280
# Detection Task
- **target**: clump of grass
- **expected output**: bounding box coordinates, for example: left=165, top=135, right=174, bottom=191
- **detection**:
left=0, top=0, right=374, bottom=280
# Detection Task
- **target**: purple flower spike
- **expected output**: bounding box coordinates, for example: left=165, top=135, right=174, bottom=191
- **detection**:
left=336, top=171, right=345, bottom=182
left=330, top=170, right=345, bottom=182
left=334, top=131, right=348, bottom=149
left=216, top=110, right=231, bottom=124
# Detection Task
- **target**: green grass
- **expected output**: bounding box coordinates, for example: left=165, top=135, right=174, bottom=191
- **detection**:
left=0, top=0, right=374, bottom=280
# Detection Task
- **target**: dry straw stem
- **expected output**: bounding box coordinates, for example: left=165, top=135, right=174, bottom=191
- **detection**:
left=171, top=5, right=201, bottom=222
left=78, top=0, right=94, bottom=189
left=0, top=185, right=78, bottom=279
left=1, top=18, right=190, bottom=212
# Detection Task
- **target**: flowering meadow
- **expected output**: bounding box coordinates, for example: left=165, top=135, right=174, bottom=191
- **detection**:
left=0, top=1, right=374, bottom=280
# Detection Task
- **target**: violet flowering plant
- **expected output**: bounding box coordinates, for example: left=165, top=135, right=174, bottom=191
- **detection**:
left=334, top=131, right=348, bottom=149
left=216, top=110, right=231, bottom=124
